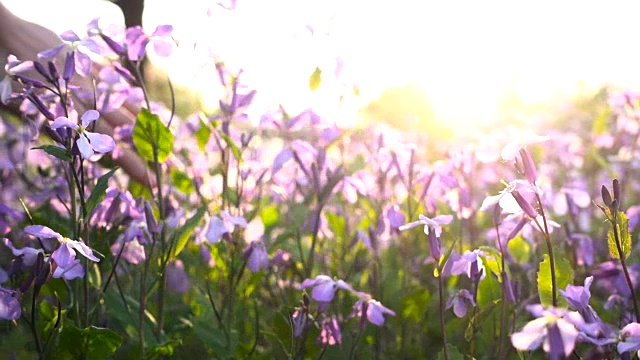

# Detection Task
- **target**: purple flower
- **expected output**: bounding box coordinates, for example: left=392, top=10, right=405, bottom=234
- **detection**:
left=50, top=110, right=116, bottom=160
left=1, top=55, right=34, bottom=104
left=479, top=179, right=531, bottom=214
left=619, top=322, right=640, bottom=354
left=316, top=317, right=342, bottom=346
left=53, top=259, right=85, bottom=280
left=166, top=260, right=190, bottom=294
left=24, top=225, right=100, bottom=268
left=3, top=238, right=43, bottom=266
left=291, top=309, right=308, bottom=338
left=300, top=275, right=356, bottom=302
left=559, top=276, right=593, bottom=312
left=446, top=289, right=476, bottom=318
left=351, top=298, right=396, bottom=326
left=205, top=211, right=247, bottom=244
left=442, top=250, right=485, bottom=281
left=511, top=305, right=598, bottom=359
left=398, top=214, right=453, bottom=238
left=0, top=287, right=21, bottom=320
left=37, top=30, right=101, bottom=77
left=243, top=240, right=269, bottom=272
left=125, top=25, right=174, bottom=61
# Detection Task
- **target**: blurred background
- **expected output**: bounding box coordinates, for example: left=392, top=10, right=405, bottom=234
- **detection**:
left=3, top=0, right=640, bottom=139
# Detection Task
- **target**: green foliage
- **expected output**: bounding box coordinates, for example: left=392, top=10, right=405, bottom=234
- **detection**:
left=170, top=206, right=207, bottom=259
left=53, top=325, right=122, bottom=359
left=170, top=168, right=195, bottom=194
left=195, top=119, right=212, bottom=151
left=508, top=236, right=531, bottom=265
left=219, top=131, right=243, bottom=163
left=145, top=339, right=182, bottom=359
left=31, top=145, right=71, bottom=161
left=309, top=66, right=322, bottom=91
left=133, top=108, right=174, bottom=163
left=437, top=344, right=465, bottom=360
left=85, top=168, right=118, bottom=222
left=537, top=254, right=573, bottom=308
left=260, top=205, right=279, bottom=228
left=607, top=211, right=632, bottom=260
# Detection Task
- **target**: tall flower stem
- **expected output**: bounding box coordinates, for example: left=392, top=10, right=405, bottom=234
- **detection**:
left=535, top=193, right=557, bottom=307
left=437, top=274, right=449, bottom=360
left=612, top=214, right=640, bottom=322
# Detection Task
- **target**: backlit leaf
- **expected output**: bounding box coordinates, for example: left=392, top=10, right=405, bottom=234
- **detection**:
left=537, top=254, right=572, bottom=308
left=133, top=108, right=173, bottom=163
left=608, top=211, right=632, bottom=260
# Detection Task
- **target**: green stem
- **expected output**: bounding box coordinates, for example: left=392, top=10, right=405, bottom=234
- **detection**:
left=612, top=216, right=640, bottom=322
left=438, top=274, right=449, bottom=360
left=535, top=193, right=557, bottom=307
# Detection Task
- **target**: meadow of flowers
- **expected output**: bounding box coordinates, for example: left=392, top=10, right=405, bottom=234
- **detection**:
left=3, top=9, right=640, bottom=360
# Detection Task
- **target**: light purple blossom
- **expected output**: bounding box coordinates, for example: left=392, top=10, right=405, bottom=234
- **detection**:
left=50, top=110, right=115, bottom=160
left=316, top=317, right=342, bottom=346
left=446, top=289, right=476, bottom=318
left=299, top=275, right=356, bottom=303
left=125, top=25, right=174, bottom=61
left=3, top=238, right=43, bottom=266
left=0, top=287, right=21, bottom=320
left=398, top=214, right=453, bottom=238
left=166, top=260, right=190, bottom=294
left=351, top=298, right=396, bottom=326
left=37, top=30, right=101, bottom=77
left=560, top=276, right=593, bottom=312
left=24, top=225, right=100, bottom=268
left=243, top=240, right=269, bottom=272
left=1, top=55, right=34, bottom=104
left=619, top=322, right=640, bottom=354
left=205, top=211, right=248, bottom=244
left=511, top=305, right=599, bottom=359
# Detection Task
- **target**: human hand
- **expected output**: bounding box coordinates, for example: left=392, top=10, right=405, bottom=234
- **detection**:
left=0, top=2, right=152, bottom=186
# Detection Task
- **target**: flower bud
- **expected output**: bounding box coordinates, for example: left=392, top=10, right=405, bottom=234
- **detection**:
left=601, top=185, right=612, bottom=207
left=512, top=190, right=538, bottom=218
left=47, top=61, right=59, bottom=81
left=33, top=62, right=50, bottom=82
left=62, top=52, right=75, bottom=82
left=519, top=148, right=538, bottom=184
left=613, top=179, right=621, bottom=206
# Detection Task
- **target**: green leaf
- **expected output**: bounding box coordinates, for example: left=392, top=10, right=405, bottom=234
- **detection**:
left=608, top=211, right=632, bottom=260
left=436, top=344, right=464, bottom=360
left=55, top=325, right=122, bottom=359
left=309, top=66, right=322, bottom=91
left=435, top=238, right=458, bottom=278
left=260, top=205, right=279, bottom=228
left=31, top=145, right=71, bottom=161
left=508, top=236, right=531, bottom=265
left=85, top=168, right=118, bottom=222
left=170, top=206, right=207, bottom=259
left=219, top=131, right=243, bottom=163
left=133, top=108, right=174, bottom=163
left=145, top=339, right=182, bottom=359
left=195, top=119, right=212, bottom=151
left=170, top=168, right=195, bottom=194
left=537, top=254, right=573, bottom=308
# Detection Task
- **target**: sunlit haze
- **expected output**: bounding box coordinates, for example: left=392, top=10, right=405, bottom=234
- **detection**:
left=5, top=0, right=640, bottom=134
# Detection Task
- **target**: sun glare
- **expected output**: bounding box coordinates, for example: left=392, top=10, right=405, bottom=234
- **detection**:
left=6, top=0, right=640, bottom=135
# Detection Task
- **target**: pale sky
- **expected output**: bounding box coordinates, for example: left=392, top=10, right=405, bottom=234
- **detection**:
left=4, top=0, right=640, bottom=130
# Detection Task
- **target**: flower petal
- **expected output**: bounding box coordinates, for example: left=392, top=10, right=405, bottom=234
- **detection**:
left=84, top=132, right=115, bottom=153
left=70, top=240, right=100, bottom=262
left=50, top=117, right=78, bottom=130
left=81, top=110, right=100, bottom=128
left=76, top=135, right=95, bottom=159
left=24, top=225, right=62, bottom=239
left=52, top=242, right=75, bottom=268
